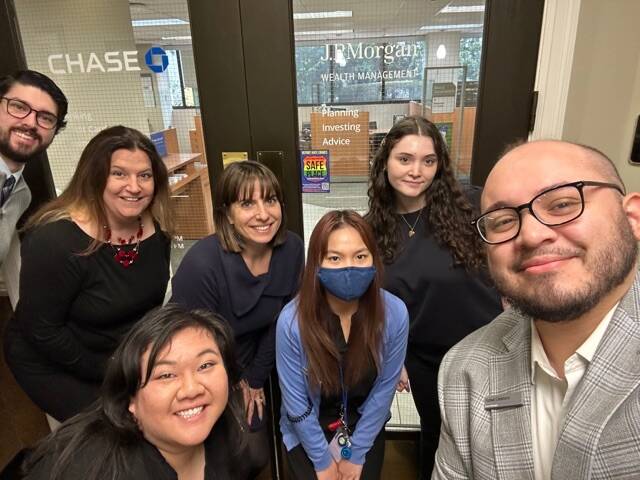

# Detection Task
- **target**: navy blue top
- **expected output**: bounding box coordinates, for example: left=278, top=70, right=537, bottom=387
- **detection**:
left=170, top=231, right=304, bottom=388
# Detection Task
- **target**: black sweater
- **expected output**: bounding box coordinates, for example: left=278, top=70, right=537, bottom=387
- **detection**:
left=23, top=423, right=248, bottom=479
left=383, top=192, right=502, bottom=363
left=6, top=219, right=170, bottom=381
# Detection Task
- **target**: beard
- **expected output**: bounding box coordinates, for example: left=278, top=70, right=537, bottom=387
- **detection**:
left=0, top=126, right=47, bottom=164
left=490, top=212, right=638, bottom=322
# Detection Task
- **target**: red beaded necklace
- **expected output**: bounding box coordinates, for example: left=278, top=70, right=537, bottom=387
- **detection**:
left=103, top=216, right=144, bottom=268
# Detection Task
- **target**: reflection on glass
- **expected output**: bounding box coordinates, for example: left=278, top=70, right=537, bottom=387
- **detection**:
left=14, top=0, right=213, bottom=276
left=293, top=0, right=488, bottom=434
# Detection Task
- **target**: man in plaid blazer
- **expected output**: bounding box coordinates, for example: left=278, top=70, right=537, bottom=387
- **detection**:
left=434, top=141, right=640, bottom=480
left=0, top=70, right=67, bottom=306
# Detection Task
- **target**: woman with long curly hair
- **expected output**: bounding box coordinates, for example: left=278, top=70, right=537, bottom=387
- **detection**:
left=365, top=116, right=501, bottom=478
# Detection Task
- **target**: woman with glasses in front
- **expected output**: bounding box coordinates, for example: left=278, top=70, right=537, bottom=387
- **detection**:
left=365, top=116, right=501, bottom=478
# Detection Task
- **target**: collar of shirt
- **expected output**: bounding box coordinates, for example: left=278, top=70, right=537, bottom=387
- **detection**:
left=0, top=155, right=24, bottom=184
left=530, top=302, right=619, bottom=381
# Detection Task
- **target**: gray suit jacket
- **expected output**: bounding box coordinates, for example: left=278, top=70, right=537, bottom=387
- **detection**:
left=0, top=171, right=31, bottom=306
left=433, top=270, right=640, bottom=480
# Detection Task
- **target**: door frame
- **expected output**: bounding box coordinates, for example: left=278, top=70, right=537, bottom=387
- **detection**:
left=471, top=0, right=546, bottom=185
left=0, top=0, right=547, bottom=477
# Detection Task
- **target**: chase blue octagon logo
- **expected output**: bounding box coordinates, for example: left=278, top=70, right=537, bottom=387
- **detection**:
left=145, top=46, right=169, bottom=73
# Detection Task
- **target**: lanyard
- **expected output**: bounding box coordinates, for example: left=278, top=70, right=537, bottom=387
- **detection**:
left=339, top=363, right=348, bottom=430
left=336, top=362, right=353, bottom=460
left=327, top=362, right=350, bottom=433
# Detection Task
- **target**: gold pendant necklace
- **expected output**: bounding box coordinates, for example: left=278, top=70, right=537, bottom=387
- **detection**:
left=400, top=208, right=423, bottom=238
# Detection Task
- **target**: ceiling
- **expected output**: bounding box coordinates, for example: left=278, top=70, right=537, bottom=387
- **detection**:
left=129, top=0, right=485, bottom=46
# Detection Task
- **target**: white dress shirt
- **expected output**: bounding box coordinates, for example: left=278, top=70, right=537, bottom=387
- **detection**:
left=530, top=304, right=617, bottom=480
left=0, top=155, right=24, bottom=188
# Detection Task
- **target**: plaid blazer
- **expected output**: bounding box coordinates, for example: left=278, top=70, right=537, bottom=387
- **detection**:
left=1, top=172, right=31, bottom=307
left=433, top=270, right=640, bottom=480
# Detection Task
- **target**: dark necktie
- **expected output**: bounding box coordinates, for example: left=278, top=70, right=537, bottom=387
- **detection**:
left=0, top=175, right=16, bottom=207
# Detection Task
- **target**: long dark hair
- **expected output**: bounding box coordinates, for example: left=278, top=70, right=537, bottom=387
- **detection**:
left=23, top=305, right=246, bottom=480
left=365, top=115, right=485, bottom=270
left=25, top=125, right=174, bottom=254
left=297, top=210, right=384, bottom=395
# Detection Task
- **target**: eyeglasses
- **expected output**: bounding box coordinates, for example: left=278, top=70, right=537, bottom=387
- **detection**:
left=1, top=97, right=59, bottom=130
left=472, top=180, right=625, bottom=245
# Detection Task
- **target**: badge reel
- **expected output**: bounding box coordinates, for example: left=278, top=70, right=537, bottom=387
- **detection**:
left=328, top=419, right=352, bottom=462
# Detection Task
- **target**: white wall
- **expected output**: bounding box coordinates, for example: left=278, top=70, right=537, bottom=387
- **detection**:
left=15, top=0, right=149, bottom=191
left=171, top=107, right=200, bottom=153
left=562, top=0, right=640, bottom=193
left=136, top=43, right=200, bottom=152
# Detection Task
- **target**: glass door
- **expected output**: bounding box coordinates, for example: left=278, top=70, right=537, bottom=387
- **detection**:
left=292, top=0, right=487, bottom=433
left=14, top=0, right=212, bottom=278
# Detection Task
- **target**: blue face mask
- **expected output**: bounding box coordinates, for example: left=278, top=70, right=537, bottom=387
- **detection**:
left=317, top=266, right=377, bottom=301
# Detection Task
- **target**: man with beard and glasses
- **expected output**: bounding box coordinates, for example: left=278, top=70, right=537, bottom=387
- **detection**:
left=0, top=71, right=67, bottom=297
left=433, top=140, right=640, bottom=480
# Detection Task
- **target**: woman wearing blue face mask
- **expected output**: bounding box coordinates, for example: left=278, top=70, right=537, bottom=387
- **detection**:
left=276, top=210, right=409, bottom=480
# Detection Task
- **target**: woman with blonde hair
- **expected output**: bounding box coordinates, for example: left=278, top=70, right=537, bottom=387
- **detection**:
left=5, top=125, right=173, bottom=422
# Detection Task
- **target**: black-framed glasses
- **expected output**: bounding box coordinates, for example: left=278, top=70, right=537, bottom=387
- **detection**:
left=472, top=180, right=625, bottom=245
left=1, top=97, right=58, bottom=130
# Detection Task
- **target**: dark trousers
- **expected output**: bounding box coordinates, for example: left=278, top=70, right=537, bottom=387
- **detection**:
left=405, top=351, right=441, bottom=480
left=231, top=388, right=271, bottom=477
left=4, top=330, right=99, bottom=421
left=285, top=429, right=386, bottom=480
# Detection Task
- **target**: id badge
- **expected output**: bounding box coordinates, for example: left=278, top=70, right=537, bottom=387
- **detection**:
left=328, top=430, right=352, bottom=462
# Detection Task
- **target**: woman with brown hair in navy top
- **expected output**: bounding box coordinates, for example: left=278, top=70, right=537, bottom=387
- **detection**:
left=171, top=160, right=304, bottom=477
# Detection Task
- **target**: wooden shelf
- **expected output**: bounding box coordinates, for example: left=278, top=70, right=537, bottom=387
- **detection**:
left=170, top=170, right=202, bottom=194
left=156, top=128, right=213, bottom=240
left=163, top=152, right=203, bottom=174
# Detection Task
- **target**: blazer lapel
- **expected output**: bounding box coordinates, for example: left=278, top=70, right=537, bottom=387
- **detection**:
left=10, top=175, right=27, bottom=197
left=489, top=312, right=536, bottom=480
left=553, top=272, right=640, bottom=479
